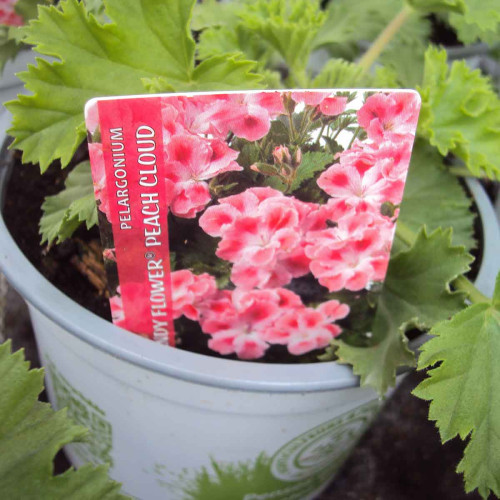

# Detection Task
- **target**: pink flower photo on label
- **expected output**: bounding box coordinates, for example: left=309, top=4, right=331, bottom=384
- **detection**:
left=0, top=0, right=23, bottom=26
left=86, top=89, right=421, bottom=361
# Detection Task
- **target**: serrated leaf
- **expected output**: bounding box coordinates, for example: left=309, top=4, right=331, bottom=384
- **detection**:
left=239, top=0, right=325, bottom=77
left=449, top=0, right=500, bottom=44
left=144, top=55, right=263, bottom=93
left=15, top=0, right=49, bottom=21
left=6, top=0, right=262, bottom=171
left=0, top=341, right=127, bottom=499
left=312, top=59, right=367, bottom=88
left=291, top=151, right=332, bottom=190
left=191, top=0, right=240, bottom=31
left=0, top=26, right=20, bottom=74
left=40, top=161, right=97, bottom=244
left=405, top=0, right=465, bottom=13
left=379, top=41, right=426, bottom=88
left=190, top=55, right=263, bottom=90
left=395, top=140, right=475, bottom=253
left=418, top=47, right=500, bottom=180
left=414, top=274, right=500, bottom=499
left=334, top=228, right=473, bottom=394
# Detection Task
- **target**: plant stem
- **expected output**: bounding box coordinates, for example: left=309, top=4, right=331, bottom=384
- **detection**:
left=394, top=220, right=415, bottom=247
left=395, top=220, right=490, bottom=304
left=315, top=122, right=327, bottom=146
left=358, top=5, right=413, bottom=74
left=447, top=166, right=477, bottom=178
left=288, top=112, right=297, bottom=144
left=347, top=127, right=360, bottom=149
left=453, top=275, right=490, bottom=304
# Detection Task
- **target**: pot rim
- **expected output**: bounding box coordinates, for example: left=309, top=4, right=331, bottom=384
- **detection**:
left=0, top=113, right=498, bottom=394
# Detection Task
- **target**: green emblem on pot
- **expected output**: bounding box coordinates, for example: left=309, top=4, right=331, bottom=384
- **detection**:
left=46, top=359, right=114, bottom=467
left=270, top=400, right=380, bottom=483
left=173, top=401, right=379, bottom=500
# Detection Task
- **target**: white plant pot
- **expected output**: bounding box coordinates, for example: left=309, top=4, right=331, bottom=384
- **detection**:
left=0, top=111, right=499, bottom=499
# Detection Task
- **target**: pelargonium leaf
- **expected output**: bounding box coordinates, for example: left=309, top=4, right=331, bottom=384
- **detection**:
left=291, top=151, right=333, bottom=191
left=191, top=0, right=240, bottom=31
left=449, top=0, right=500, bottom=44
left=395, top=140, right=475, bottom=253
left=238, top=0, right=325, bottom=76
left=312, top=59, right=367, bottom=88
left=334, top=227, right=473, bottom=394
left=14, top=0, right=49, bottom=21
left=405, top=0, right=465, bottom=13
left=379, top=41, right=426, bottom=88
left=0, top=341, right=128, bottom=499
left=0, top=26, right=20, bottom=74
left=6, top=0, right=262, bottom=171
left=413, top=273, right=500, bottom=499
left=40, top=161, right=97, bottom=245
left=418, top=46, right=500, bottom=180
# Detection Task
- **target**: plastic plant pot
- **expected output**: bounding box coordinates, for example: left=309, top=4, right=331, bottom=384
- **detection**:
left=1, top=112, right=499, bottom=500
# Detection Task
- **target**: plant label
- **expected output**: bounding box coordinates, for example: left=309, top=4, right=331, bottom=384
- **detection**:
left=85, top=89, right=421, bottom=360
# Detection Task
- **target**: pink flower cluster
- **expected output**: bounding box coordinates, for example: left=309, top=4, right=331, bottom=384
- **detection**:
left=109, top=270, right=348, bottom=360
left=291, top=92, right=347, bottom=116
left=0, top=0, right=23, bottom=26
left=161, top=93, right=284, bottom=218
left=308, top=92, right=420, bottom=291
left=109, top=270, right=217, bottom=329
left=198, top=288, right=349, bottom=359
left=199, top=187, right=325, bottom=289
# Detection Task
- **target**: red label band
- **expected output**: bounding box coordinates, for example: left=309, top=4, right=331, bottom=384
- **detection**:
left=98, top=97, right=175, bottom=346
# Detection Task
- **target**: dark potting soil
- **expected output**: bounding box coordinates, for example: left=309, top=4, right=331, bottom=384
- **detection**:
left=2, top=145, right=112, bottom=322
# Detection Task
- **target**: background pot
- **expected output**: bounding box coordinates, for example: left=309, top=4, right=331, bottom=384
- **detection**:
left=0, top=109, right=499, bottom=499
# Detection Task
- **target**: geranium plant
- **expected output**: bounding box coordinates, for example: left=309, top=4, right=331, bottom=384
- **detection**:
left=2, top=0, right=500, bottom=497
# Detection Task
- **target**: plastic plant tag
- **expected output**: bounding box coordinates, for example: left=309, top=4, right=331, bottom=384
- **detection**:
left=85, top=90, right=421, bottom=360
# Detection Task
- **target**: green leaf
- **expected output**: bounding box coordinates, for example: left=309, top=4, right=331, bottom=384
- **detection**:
left=0, top=26, right=20, bottom=74
left=418, top=47, right=500, bottom=180
left=291, top=151, right=333, bottom=190
left=0, top=341, right=128, bottom=499
left=144, top=55, right=263, bottom=93
left=190, top=55, right=263, bottom=90
left=6, top=0, right=262, bottom=171
left=405, top=0, right=465, bottom=13
left=379, top=41, right=426, bottom=88
left=313, top=0, right=399, bottom=49
left=334, top=228, right=473, bottom=394
left=413, top=274, right=500, bottom=499
left=312, top=59, right=367, bottom=88
left=449, top=0, right=500, bottom=44
left=395, top=140, right=475, bottom=253
left=40, top=161, right=98, bottom=244
left=191, top=0, right=240, bottom=31
left=14, top=0, right=48, bottom=21
left=313, top=0, right=430, bottom=57
left=238, top=0, right=325, bottom=77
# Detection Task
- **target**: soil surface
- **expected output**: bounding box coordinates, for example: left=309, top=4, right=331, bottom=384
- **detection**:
left=0, top=148, right=483, bottom=499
